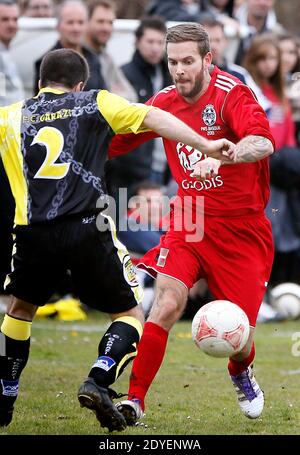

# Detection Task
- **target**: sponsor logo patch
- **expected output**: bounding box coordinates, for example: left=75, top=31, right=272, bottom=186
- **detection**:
left=1, top=379, right=19, bottom=397
left=157, top=248, right=169, bottom=267
left=123, top=255, right=139, bottom=287
left=92, top=356, right=116, bottom=372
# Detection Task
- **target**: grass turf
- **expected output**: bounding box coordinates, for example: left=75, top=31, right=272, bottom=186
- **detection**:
left=1, top=312, right=299, bottom=435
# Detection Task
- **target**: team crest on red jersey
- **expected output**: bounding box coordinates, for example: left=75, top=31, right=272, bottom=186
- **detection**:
left=202, top=104, right=216, bottom=126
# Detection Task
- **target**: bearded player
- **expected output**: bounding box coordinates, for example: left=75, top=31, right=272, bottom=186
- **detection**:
left=108, top=23, right=274, bottom=425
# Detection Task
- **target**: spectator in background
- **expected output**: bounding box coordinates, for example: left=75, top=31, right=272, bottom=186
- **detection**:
left=105, top=16, right=172, bottom=207
left=114, top=0, right=148, bottom=19
left=146, top=0, right=210, bottom=23
left=23, top=0, right=54, bottom=17
left=33, top=0, right=107, bottom=94
left=0, top=0, right=24, bottom=105
left=118, top=180, right=165, bottom=256
left=202, top=0, right=235, bottom=15
left=243, top=34, right=297, bottom=164
left=202, top=17, right=271, bottom=112
left=244, top=33, right=300, bottom=286
left=147, top=1, right=241, bottom=46
left=278, top=31, right=300, bottom=147
left=85, top=0, right=137, bottom=101
left=0, top=0, right=24, bottom=311
left=201, top=0, right=240, bottom=36
left=234, top=0, right=283, bottom=65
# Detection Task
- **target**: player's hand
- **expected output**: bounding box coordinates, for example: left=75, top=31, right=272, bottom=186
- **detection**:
left=191, top=157, right=221, bottom=181
left=221, top=148, right=236, bottom=161
left=205, top=138, right=236, bottom=160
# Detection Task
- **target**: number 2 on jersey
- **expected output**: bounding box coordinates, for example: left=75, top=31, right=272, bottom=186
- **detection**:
left=32, top=126, right=70, bottom=179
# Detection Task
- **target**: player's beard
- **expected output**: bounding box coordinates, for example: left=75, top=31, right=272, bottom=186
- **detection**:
left=176, top=67, right=205, bottom=99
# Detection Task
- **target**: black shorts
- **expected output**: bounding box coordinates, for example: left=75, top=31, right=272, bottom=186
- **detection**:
left=5, top=213, right=143, bottom=313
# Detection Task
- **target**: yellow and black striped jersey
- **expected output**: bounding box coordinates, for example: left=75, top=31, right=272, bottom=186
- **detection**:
left=0, top=88, right=152, bottom=225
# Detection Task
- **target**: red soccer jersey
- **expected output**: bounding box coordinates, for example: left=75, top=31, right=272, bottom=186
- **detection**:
left=109, top=66, right=275, bottom=217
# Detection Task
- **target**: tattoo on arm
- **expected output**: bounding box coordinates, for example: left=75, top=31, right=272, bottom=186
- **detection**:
left=234, top=136, right=274, bottom=163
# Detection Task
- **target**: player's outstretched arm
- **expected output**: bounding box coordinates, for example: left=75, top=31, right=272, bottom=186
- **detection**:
left=191, top=135, right=274, bottom=180
left=143, top=108, right=235, bottom=157
left=224, top=135, right=274, bottom=163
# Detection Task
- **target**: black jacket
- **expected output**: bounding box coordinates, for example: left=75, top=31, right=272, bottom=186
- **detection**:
left=121, top=49, right=172, bottom=103
left=146, top=0, right=230, bottom=22
left=146, top=0, right=202, bottom=22
left=201, top=0, right=234, bottom=16
left=33, top=41, right=107, bottom=95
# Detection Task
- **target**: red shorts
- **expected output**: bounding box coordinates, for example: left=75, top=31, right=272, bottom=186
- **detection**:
left=137, top=212, right=274, bottom=327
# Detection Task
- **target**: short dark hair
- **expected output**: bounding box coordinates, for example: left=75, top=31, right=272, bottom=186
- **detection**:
left=87, top=0, right=116, bottom=19
left=201, top=17, right=224, bottom=32
left=166, top=23, right=210, bottom=58
left=39, top=49, right=90, bottom=89
left=135, top=15, right=167, bottom=41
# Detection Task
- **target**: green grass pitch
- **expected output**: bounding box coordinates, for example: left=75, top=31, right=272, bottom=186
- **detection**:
left=1, top=312, right=299, bottom=435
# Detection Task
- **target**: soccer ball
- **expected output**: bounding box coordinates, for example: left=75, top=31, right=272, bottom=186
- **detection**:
left=270, top=283, right=300, bottom=320
left=191, top=300, right=250, bottom=358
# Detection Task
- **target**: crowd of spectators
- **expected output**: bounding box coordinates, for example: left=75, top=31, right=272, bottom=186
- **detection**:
left=1, top=0, right=300, bottom=319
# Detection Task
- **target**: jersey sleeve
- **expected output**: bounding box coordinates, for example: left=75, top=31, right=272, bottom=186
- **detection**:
left=0, top=107, right=6, bottom=148
left=108, top=92, right=161, bottom=159
left=97, top=90, right=153, bottom=134
left=221, top=85, right=275, bottom=148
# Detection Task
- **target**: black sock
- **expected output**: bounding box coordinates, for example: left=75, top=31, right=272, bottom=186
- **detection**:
left=0, top=332, right=30, bottom=409
left=88, top=320, right=140, bottom=389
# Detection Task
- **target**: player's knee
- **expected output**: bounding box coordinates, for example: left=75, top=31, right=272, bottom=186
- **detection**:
left=149, top=284, right=188, bottom=329
left=7, top=297, right=37, bottom=322
left=126, top=305, right=145, bottom=325
left=112, top=305, right=145, bottom=326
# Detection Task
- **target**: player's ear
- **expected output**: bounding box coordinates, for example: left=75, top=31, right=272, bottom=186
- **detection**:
left=204, top=52, right=212, bottom=69
left=73, top=81, right=85, bottom=92
left=38, top=79, right=42, bottom=90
